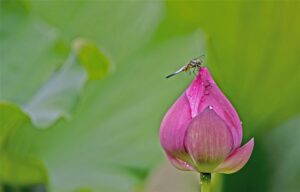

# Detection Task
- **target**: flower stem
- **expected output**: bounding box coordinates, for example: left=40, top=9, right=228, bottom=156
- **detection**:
left=200, top=173, right=211, bottom=192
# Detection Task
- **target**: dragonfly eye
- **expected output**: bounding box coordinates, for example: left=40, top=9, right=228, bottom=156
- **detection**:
left=190, top=59, right=200, bottom=65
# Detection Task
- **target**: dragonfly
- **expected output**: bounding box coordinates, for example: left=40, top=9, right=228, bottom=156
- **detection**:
left=166, top=55, right=205, bottom=78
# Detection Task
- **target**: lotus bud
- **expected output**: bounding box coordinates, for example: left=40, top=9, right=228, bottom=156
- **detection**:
left=160, top=67, right=254, bottom=174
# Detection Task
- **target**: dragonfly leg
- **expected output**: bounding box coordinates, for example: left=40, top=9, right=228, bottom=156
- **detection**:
left=192, top=67, right=197, bottom=75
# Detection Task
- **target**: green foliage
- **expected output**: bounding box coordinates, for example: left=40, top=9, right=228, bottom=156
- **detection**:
left=0, top=153, right=47, bottom=186
left=73, top=38, right=110, bottom=80
left=0, top=0, right=300, bottom=192
left=266, top=116, right=300, bottom=192
left=0, top=102, right=29, bottom=150
left=0, top=102, right=47, bottom=188
left=23, top=38, right=111, bottom=128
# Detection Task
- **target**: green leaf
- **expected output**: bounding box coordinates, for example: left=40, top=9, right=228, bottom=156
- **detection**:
left=0, top=102, right=47, bottom=187
left=1, top=0, right=168, bottom=191
left=23, top=39, right=111, bottom=128
left=0, top=7, right=63, bottom=104
left=73, top=38, right=111, bottom=80
left=22, top=52, right=85, bottom=128
left=0, top=152, right=48, bottom=186
left=0, top=0, right=31, bottom=16
left=0, top=102, right=30, bottom=150
left=30, top=0, right=164, bottom=61
left=265, top=116, right=300, bottom=192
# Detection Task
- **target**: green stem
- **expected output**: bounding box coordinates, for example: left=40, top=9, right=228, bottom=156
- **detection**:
left=200, top=173, right=211, bottom=192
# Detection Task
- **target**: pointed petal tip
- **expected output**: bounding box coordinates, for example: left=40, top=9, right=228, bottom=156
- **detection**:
left=188, top=66, right=243, bottom=149
left=214, top=138, right=254, bottom=174
left=197, top=67, right=213, bottom=83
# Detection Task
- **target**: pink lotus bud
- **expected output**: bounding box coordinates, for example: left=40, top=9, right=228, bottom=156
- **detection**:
left=160, top=67, right=254, bottom=174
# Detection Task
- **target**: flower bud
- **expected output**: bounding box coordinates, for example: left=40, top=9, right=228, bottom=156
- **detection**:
left=160, top=67, right=254, bottom=174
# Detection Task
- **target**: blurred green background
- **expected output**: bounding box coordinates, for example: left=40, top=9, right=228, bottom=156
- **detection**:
left=1, top=0, right=300, bottom=192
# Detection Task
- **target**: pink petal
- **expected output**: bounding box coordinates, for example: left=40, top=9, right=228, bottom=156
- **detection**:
left=166, top=153, right=194, bottom=171
left=185, top=72, right=205, bottom=118
left=214, top=138, right=254, bottom=174
left=160, top=94, right=192, bottom=159
left=186, top=67, right=242, bottom=149
left=184, top=108, right=233, bottom=173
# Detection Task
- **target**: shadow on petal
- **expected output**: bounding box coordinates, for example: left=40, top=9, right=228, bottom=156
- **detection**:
left=166, top=153, right=194, bottom=171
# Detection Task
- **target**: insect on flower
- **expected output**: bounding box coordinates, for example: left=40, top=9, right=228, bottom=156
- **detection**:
left=160, top=66, right=254, bottom=175
left=166, top=55, right=205, bottom=78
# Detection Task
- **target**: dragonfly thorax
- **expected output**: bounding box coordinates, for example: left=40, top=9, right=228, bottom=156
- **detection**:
left=166, top=56, right=205, bottom=78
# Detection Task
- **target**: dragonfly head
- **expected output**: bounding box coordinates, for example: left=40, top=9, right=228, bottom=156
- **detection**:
left=190, top=55, right=205, bottom=67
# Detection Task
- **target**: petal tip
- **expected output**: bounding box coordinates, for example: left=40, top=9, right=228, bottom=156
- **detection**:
left=214, top=138, right=254, bottom=174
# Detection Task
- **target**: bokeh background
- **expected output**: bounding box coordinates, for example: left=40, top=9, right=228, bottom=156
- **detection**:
left=1, top=0, right=300, bottom=192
